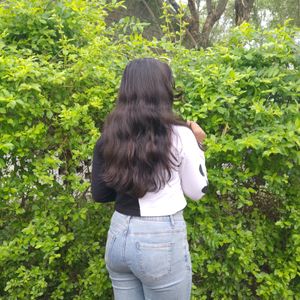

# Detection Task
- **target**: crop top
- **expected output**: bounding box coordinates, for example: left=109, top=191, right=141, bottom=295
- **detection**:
left=91, top=125, right=208, bottom=216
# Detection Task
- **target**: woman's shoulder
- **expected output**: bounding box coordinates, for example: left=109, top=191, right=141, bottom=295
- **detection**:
left=171, top=124, right=199, bottom=156
left=94, top=136, right=105, bottom=155
left=95, top=136, right=103, bottom=146
left=172, top=124, right=194, bottom=141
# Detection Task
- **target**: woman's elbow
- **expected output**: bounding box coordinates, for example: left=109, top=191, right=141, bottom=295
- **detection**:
left=185, top=184, right=208, bottom=201
left=92, top=187, right=116, bottom=203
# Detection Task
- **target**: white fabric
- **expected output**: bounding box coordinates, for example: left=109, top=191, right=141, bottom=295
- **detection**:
left=138, top=125, right=208, bottom=216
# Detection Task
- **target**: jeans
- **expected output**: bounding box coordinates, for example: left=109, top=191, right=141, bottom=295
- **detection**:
left=104, top=210, right=192, bottom=300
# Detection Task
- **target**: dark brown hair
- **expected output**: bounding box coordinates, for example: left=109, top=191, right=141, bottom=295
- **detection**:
left=101, top=58, right=186, bottom=197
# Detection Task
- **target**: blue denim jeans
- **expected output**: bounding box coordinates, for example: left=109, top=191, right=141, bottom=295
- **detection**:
left=104, top=210, right=192, bottom=300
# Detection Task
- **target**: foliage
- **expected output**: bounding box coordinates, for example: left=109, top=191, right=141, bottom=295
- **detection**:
left=171, top=22, right=300, bottom=299
left=252, top=0, right=300, bottom=28
left=0, top=0, right=299, bottom=299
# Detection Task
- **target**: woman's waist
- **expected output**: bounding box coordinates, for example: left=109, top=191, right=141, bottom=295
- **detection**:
left=109, top=209, right=186, bottom=236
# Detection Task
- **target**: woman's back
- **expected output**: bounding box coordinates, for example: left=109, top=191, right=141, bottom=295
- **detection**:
left=92, top=124, right=208, bottom=216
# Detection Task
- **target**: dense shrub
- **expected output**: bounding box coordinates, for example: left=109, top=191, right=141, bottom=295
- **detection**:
left=170, top=23, right=300, bottom=299
left=0, top=0, right=299, bottom=299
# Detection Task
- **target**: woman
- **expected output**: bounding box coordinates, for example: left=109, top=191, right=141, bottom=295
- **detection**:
left=91, top=58, right=208, bottom=300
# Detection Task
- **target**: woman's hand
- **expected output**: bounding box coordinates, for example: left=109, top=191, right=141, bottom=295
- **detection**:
left=186, top=120, right=206, bottom=143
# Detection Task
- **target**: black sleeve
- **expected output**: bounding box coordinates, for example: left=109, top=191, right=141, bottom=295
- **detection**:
left=91, top=138, right=116, bottom=203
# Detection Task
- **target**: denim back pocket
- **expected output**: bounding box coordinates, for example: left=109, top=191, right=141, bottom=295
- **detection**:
left=104, top=230, right=117, bottom=268
left=136, top=241, right=173, bottom=281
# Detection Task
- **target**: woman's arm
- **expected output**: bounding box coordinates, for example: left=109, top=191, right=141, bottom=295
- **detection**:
left=91, top=138, right=116, bottom=202
left=178, top=126, right=208, bottom=200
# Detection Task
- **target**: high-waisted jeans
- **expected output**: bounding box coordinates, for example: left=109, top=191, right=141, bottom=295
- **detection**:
left=104, top=210, right=192, bottom=300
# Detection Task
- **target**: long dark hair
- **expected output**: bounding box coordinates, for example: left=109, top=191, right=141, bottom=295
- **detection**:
left=101, top=58, right=186, bottom=198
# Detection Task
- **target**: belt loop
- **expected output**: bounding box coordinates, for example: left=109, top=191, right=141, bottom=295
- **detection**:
left=124, top=215, right=132, bottom=234
left=169, top=214, right=175, bottom=227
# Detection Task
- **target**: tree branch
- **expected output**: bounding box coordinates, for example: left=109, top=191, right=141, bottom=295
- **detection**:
left=188, top=0, right=199, bottom=21
left=167, top=0, right=180, bottom=13
left=168, top=0, right=229, bottom=48
left=206, top=0, right=213, bottom=15
left=141, top=0, right=164, bottom=34
left=187, top=0, right=201, bottom=44
left=214, top=0, right=228, bottom=21
left=201, top=0, right=228, bottom=48
left=235, top=0, right=255, bottom=25
left=167, top=0, right=198, bottom=47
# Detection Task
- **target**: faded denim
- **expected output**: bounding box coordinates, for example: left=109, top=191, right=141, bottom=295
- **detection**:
left=104, top=210, right=192, bottom=300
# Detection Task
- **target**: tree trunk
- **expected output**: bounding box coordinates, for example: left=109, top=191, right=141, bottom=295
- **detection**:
left=187, top=0, right=201, bottom=45
left=199, top=0, right=228, bottom=48
left=107, top=0, right=164, bottom=40
left=235, top=0, right=255, bottom=25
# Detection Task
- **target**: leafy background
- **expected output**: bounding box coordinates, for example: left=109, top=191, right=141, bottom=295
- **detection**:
left=0, top=0, right=299, bottom=299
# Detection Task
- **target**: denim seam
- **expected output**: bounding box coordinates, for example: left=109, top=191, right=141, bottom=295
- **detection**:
left=129, top=229, right=185, bottom=235
left=105, top=234, right=117, bottom=269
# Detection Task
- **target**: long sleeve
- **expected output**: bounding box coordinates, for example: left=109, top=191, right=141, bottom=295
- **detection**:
left=91, top=138, right=116, bottom=203
left=178, top=127, right=208, bottom=200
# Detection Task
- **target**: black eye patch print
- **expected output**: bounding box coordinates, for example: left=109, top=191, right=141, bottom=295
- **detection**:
left=199, top=164, right=205, bottom=176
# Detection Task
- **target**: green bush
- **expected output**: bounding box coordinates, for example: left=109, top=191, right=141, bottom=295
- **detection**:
left=0, top=1, right=299, bottom=299
left=170, top=23, right=300, bottom=299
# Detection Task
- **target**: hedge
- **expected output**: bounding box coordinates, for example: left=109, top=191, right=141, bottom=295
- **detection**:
left=0, top=0, right=299, bottom=299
